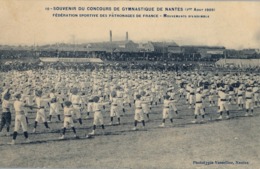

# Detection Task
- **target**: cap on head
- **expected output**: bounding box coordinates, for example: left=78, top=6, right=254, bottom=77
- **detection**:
left=3, top=93, right=11, bottom=100
left=15, top=93, right=21, bottom=99
left=93, top=96, right=100, bottom=102
left=111, top=91, right=117, bottom=98
left=115, top=86, right=121, bottom=90
left=64, top=101, right=72, bottom=107
left=136, top=94, right=141, bottom=99
left=36, top=90, right=43, bottom=97
left=71, top=87, right=78, bottom=95
left=165, top=95, right=171, bottom=100
left=140, top=91, right=146, bottom=96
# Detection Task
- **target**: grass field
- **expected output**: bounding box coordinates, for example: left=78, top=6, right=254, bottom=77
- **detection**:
left=0, top=98, right=259, bottom=169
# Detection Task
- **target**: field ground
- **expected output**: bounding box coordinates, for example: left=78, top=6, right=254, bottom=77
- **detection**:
left=0, top=99, right=259, bottom=169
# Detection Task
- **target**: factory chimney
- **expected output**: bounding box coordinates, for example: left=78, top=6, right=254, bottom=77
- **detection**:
left=110, top=30, right=112, bottom=42
left=126, top=32, right=128, bottom=42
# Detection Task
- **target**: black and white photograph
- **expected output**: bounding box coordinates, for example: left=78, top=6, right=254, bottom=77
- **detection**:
left=0, top=0, right=260, bottom=168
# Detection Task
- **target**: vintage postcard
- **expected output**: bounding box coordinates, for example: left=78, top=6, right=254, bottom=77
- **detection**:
left=0, top=0, right=259, bottom=169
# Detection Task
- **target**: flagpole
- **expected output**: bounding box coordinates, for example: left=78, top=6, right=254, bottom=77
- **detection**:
left=225, top=51, right=227, bottom=64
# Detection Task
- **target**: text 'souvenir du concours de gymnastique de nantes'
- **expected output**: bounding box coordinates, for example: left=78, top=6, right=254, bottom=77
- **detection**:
left=46, top=6, right=215, bottom=19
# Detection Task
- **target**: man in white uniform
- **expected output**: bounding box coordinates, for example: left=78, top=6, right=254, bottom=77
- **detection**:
left=70, top=88, right=83, bottom=125
left=217, top=88, right=230, bottom=120
left=89, top=96, right=108, bottom=135
left=59, top=101, right=78, bottom=139
left=109, top=91, right=121, bottom=125
left=237, top=86, right=244, bottom=110
left=141, top=91, right=151, bottom=121
left=33, top=90, right=51, bottom=133
left=48, top=89, right=61, bottom=122
left=245, top=87, right=254, bottom=116
left=192, top=88, right=205, bottom=123
left=253, top=85, right=259, bottom=107
left=189, top=85, right=195, bottom=109
left=9, top=93, right=30, bottom=144
left=159, top=95, right=176, bottom=127
left=132, top=94, right=147, bottom=131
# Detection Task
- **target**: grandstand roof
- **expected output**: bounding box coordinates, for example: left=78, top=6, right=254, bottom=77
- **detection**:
left=39, top=57, right=104, bottom=63
left=181, top=45, right=225, bottom=49
left=149, top=41, right=179, bottom=47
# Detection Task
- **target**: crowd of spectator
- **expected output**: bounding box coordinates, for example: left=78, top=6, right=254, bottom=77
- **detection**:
left=0, top=59, right=198, bottom=72
left=0, top=50, right=36, bottom=59
left=1, top=49, right=259, bottom=73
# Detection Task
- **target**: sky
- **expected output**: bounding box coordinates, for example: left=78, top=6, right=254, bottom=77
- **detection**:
left=0, top=0, right=260, bottom=49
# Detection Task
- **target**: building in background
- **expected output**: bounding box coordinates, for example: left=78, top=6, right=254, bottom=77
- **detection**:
left=144, top=41, right=179, bottom=53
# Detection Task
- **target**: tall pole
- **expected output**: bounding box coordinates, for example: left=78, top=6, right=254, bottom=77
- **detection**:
left=73, top=35, right=76, bottom=56
left=163, top=41, right=165, bottom=59
left=56, top=43, right=59, bottom=58
left=33, top=36, right=35, bottom=57
left=225, top=50, right=227, bottom=64
left=110, top=30, right=113, bottom=58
